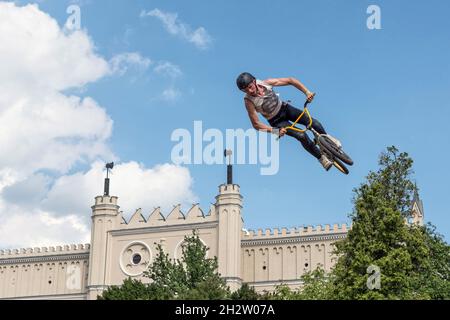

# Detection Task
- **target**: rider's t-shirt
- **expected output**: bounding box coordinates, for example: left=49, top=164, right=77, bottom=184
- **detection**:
left=244, top=79, right=282, bottom=120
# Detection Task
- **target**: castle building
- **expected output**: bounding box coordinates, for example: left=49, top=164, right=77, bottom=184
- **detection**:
left=0, top=167, right=424, bottom=300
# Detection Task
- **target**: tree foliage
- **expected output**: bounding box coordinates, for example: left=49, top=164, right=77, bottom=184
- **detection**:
left=99, top=230, right=229, bottom=300
left=331, top=146, right=449, bottom=299
left=100, top=146, right=449, bottom=300
left=98, top=277, right=156, bottom=300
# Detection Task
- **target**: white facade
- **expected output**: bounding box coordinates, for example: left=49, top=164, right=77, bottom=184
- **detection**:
left=0, top=182, right=424, bottom=300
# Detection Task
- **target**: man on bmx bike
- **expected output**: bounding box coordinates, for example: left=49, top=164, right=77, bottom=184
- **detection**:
left=236, top=72, right=344, bottom=171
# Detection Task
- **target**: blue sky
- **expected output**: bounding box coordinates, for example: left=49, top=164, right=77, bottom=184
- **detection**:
left=10, top=0, right=450, bottom=242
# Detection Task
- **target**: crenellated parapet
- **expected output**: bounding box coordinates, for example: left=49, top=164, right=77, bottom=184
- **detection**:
left=215, top=184, right=242, bottom=208
left=218, top=184, right=240, bottom=194
left=120, top=203, right=218, bottom=227
left=242, top=223, right=351, bottom=240
left=94, top=195, right=118, bottom=206
left=0, top=244, right=90, bottom=259
left=103, top=185, right=239, bottom=228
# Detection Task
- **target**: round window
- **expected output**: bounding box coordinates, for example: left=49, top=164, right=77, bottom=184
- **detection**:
left=120, top=242, right=152, bottom=277
left=132, top=253, right=142, bottom=265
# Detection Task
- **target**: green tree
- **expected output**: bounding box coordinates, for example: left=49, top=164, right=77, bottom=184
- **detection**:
left=143, top=242, right=187, bottom=299
left=266, top=268, right=333, bottom=300
left=143, top=230, right=229, bottom=300
left=409, top=223, right=450, bottom=299
left=99, top=231, right=229, bottom=300
left=98, top=278, right=154, bottom=300
left=295, top=268, right=334, bottom=300
left=229, top=283, right=261, bottom=300
left=331, top=146, right=449, bottom=299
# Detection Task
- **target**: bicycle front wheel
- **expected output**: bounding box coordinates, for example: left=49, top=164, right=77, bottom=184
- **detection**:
left=319, top=136, right=354, bottom=166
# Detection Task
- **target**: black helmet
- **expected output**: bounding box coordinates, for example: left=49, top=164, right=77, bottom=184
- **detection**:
left=236, top=72, right=255, bottom=90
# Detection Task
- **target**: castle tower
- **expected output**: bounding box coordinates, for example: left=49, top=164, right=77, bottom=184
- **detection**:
left=215, top=150, right=243, bottom=291
left=86, top=164, right=119, bottom=299
left=411, top=189, right=424, bottom=226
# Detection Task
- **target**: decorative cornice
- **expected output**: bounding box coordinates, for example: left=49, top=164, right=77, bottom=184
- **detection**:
left=247, top=279, right=303, bottom=286
left=0, top=293, right=88, bottom=300
left=241, top=233, right=347, bottom=247
left=110, top=221, right=219, bottom=237
left=87, top=285, right=110, bottom=290
left=222, top=276, right=243, bottom=282
left=0, top=253, right=90, bottom=265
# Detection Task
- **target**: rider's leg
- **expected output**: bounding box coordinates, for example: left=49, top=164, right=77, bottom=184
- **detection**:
left=284, top=103, right=327, bottom=135
left=288, top=130, right=323, bottom=160
left=270, top=120, right=322, bottom=160
left=284, top=102, right=343, bottom=149
left=270, top=111, right=333, bottom=171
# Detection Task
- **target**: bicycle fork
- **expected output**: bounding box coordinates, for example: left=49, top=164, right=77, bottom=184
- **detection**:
left=310, top=128, right=332, bottom=159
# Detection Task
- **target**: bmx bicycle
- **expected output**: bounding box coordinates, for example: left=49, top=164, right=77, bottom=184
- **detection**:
left=276, top=98, right=354, bottom=175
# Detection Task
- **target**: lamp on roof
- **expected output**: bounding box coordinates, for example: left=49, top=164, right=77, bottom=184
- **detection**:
left=224, top=149, right=233, bottom=185
left=104, top=162, right=114, bottom=196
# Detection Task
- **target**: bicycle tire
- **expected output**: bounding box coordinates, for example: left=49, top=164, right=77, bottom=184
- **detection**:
left=318, top=135, right=354, bottom=166
left=332, top=158, right=349, bottom=175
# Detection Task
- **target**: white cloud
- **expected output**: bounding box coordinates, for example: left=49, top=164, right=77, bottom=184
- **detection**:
left=0, top=161, right=197, bottom=248
left=0, top=2, right=114, bottom=178
left=39, top=161, right=197, bottom=219
left=0, top=207, right=91, bottom=249
left=0, top=3, right=198, bottom=249
left=2, top=173, right=52, bottom=209
left=161, top=88, right=182, bottom=102
left=154, top=61, right=182, bottom=79
left=0, top=93, right=114, bottom=176
left=110, top=52, right=152, bottom=76
left=141, top=8, right=212, bottom=50
left=153, top=62, right=183, bottom=100
left=0, top=2, right=114, bottom=248
left=0, top=3, right=109, bottom=92
left=189, top=27, right=212, bottom=49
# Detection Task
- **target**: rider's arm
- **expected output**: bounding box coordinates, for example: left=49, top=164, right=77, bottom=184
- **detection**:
left=244, top=99, right=274, bottom=133
left=263, top=77, right=312, bottom=96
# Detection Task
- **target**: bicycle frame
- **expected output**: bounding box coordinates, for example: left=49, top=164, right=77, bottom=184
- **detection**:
left=276, top=99, right=352, bottom=174
left=285, top=100, right=314, bottom=134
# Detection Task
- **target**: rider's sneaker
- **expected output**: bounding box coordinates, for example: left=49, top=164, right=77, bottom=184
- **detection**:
left=319, top=154, right=333, bottom=171
left=326, top=135, right=342, bottom=149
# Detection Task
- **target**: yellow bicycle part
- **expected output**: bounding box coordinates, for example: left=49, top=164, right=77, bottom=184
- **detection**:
left=285, top=106, right=313, bottom=133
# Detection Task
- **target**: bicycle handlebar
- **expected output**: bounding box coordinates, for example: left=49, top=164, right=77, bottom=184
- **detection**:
left=304, top=100, right=311, bottom=108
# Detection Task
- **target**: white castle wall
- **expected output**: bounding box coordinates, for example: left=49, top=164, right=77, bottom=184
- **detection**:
left=241, top=224, right=348, bottom=292
left=0, top=244, right=90, bottom=299
left=105, top=202, right=220, bottom=289
left=0, top=183, right=360, bottom=299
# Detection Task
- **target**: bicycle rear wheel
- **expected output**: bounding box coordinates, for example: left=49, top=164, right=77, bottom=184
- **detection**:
left=319, top=135, right=354, bottom=166
left=332, top=158, right=349, bottom=175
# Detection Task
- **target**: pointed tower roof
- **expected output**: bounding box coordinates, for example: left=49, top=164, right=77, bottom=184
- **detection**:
left=410, top=183, right=424, bottom=226
left=412, top=186, right=424, bottom=216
